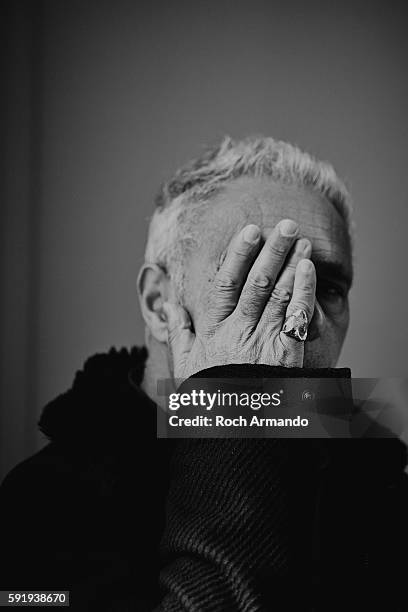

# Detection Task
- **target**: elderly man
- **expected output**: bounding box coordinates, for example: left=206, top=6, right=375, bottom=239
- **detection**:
left=1, top=137, right=407, bottom=611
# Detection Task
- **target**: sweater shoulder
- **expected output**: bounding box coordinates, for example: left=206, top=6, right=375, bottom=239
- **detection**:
left=0, top=443, right=75, bottom=497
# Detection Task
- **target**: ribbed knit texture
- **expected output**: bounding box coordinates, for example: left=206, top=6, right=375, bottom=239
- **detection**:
left=160, top=439, right=294, bottom=611
left=158, top=433, right=408, bottom=611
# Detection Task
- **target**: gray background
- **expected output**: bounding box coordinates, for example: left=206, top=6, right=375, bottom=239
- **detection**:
left=1, top=0, right=407, bottom=480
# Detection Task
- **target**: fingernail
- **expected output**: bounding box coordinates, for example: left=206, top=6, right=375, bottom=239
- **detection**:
left=297, top=238, right=311, bottom=255
left=299, top=258, right=313, bottom=273
left=279, top=219, right=298, bottom=237
left=243, top=224, right=260, bottom=244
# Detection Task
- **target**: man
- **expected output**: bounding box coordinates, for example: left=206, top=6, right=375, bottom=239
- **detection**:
left=1, top=136, right=407, bottom=611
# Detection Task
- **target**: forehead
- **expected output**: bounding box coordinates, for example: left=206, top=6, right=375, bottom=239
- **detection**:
left=193, top=176, right=352, bottom=277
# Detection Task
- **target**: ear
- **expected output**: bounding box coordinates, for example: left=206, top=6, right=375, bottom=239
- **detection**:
left=137, top=263, right=170, bottom=343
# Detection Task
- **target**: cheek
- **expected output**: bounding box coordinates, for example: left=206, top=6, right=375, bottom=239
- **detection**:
left=306, top=305, right=349, bottom=364
left=325, top=313, right=349, bottom=346
left=322, top=311, right=349, bottom=361
left=182, top=259, right=218, bottom=323
left=331, top=304, right=350, bottom=342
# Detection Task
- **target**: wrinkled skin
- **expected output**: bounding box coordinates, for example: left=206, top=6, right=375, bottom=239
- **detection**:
left=179, top=176, right=353, bottom=369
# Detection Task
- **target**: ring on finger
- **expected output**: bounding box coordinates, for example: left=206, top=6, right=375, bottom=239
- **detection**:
left=282, top=308, right=309, bottom=342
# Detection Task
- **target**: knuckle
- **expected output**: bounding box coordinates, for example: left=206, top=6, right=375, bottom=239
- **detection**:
left=214, top=271, right=238, bottom=292
left=266, top=239, right=288, bottom=259
left=264, top=304, right=286, bottom=321
left=233, top=243, right=253, bottom=259
left=263, top=290, right=290, bottom=319
left=250, top=272, right=271, bottom=289
left=300, top=280, right=315, bottom=294
left=238, top=290, right=261, bottom=318
left=239, top=299, right=259, bottom=319
left=270, top=287, right=291, bottom=303
left=283, top=260, right=297, bottom=273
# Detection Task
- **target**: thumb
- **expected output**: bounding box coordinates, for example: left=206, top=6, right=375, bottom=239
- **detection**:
left=162, top=301, right=194, bottom=378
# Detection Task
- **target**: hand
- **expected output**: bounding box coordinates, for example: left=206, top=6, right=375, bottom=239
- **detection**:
left=163, top=219, right=316, bottom=384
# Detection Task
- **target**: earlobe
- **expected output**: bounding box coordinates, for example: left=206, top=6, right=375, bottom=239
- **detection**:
left=137, top=263, right=169, bottom=343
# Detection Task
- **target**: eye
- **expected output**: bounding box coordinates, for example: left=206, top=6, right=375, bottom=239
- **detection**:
left=317, top=281, right=348, bottom=313
left=319, top=283, right=344, bottom=298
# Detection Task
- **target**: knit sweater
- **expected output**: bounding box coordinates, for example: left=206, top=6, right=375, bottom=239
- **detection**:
left=0, top=347, right=407, bottom=611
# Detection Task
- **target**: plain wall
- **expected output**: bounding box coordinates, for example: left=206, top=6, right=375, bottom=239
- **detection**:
left=1, top=0, right=408, bottom=479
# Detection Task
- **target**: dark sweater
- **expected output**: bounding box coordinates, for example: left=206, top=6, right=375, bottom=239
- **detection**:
left=0, top=347, right=407, bottom=611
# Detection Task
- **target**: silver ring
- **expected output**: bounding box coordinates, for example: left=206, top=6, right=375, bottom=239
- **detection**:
left=282, top=308, right=308, bottom=342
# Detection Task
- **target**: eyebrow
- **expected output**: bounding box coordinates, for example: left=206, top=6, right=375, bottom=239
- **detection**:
left=313, top=259, right=353, bottom=288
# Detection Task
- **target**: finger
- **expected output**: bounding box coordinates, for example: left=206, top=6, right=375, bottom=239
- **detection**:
left=280, top=258, right=316, bottom=346
left=206, top=224, right=261, bottom=325
left=276, top=238, right=312, bottom=291
left=237, top=219, right=299, bottom=327
left=163, top=301, right=194, bottom=378
left=306, top=299, right=327, bottom=342
left=262, top=238, right=312, bottom=323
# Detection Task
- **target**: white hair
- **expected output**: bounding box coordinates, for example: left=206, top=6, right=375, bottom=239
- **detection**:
left=144, top=135, right=353, bottom=299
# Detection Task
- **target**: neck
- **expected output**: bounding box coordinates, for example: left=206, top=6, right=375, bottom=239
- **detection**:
left=140, top=336, right=174, bottom=408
